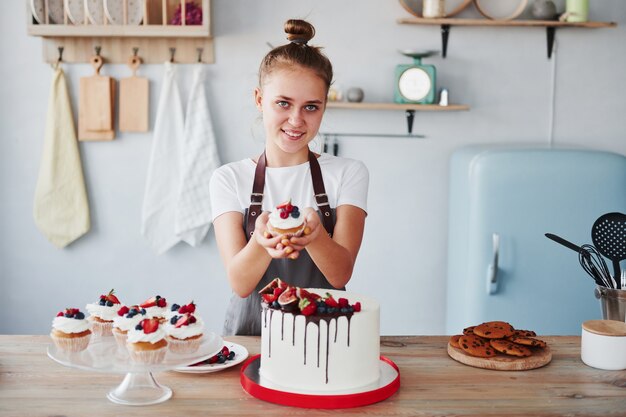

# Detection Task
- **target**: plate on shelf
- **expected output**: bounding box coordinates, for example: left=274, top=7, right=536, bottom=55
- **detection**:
left=174, top=342, right=248, bottom=374
left=398, top=0, right=472, bottom=18
left=31, top=0, right=65, bottom=24
left=104, top=0, right=144, bottom=25
left=64, top=0, right=86, bottom=24
left=85, top=0, right=106, bottom=24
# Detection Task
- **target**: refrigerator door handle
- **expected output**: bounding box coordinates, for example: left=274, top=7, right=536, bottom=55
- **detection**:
left=486, top=233, right=500, bottom=295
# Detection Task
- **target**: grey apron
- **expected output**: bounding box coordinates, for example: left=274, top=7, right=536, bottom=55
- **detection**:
left=222, top=151, right=339, bottom=336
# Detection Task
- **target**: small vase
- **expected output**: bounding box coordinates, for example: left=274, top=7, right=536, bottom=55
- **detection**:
left=565, top=0, right=589, bottom=22
left=531, top=0, right=557, bottom=20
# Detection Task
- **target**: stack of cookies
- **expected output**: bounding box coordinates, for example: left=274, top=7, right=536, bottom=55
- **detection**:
left=449, top=321, right=547, bottom=358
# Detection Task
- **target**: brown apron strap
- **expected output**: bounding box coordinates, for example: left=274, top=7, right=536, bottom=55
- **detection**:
left=246, top=151, right=334, bottom=239
left=308, top=151, right=335, bottom=237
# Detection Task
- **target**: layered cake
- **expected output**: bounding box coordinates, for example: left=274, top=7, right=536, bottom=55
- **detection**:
left=259, top=278, right=380, bottom=392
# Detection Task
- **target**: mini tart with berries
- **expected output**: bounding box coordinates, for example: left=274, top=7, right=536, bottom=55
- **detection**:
left=126, top=318, right=168, bottom=364
left=85, top=289, right=122, bottom=336
left=50, top=308, right=92, bottom=352
left=139, top=295, right=168, bottom=321
left=164, top=308, right=204, bottom=354
left=112, top=305, right=147, bottom=348
left=267, top=199, right=305, bottom=237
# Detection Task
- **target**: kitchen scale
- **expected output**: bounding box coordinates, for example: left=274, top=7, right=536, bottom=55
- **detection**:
left=394, top=50, right=438, bottom=105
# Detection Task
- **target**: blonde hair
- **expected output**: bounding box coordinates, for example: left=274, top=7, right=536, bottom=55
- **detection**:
left=258, top=19, right=333, bottom=92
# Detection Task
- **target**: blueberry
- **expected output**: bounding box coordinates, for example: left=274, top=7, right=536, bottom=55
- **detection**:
left=318, top=306, right=327, bottom=314
left=271, top=301, right=280, bottom=309
left=127, top=312, right=136, bottom=318
left=75, top=312, right=85, bottom=320
left=218, top=355, right=226, bottom=364
left=106, top=301, right=114, bottom=307
left=141, top=309, right=146, bottom=314
left=171, top=304, right=180, bottom=311
left=129, top=308, right=138, bottom=314
left=64, top=313, right=72, bottom=318
left=327, top=307, right=337, bottom=314
left=340, top=307, right=349, bottom=314
left=99, top=299, right=106, bottom=306
left=135, top=324, right=142, bottom=330
left=170, top=316, right=178, bottom=325
left=291, top=211, right=300, bottom=218
left=156, top=295, right=161, bottom=300
left=347, top=306, right=354, bottom=313
left=228, top=351, right=235, bottom=360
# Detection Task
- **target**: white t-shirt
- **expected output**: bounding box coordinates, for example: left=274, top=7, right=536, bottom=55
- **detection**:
left=210, top=153, right=369, bottom=220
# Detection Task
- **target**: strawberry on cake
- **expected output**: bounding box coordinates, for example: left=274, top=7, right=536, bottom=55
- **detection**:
left=267, top=199, right=306, bottom=237
left=85, top=289, right=122, bottom=336
left=50, top=308, right=92, bottom=352
left=127, top=318, right=168, bottom=364
left=164, top=302, right=204, bottom=354
left=258, top=278, right=380, bottom=392
left=139, top=295, right=168, bottom=321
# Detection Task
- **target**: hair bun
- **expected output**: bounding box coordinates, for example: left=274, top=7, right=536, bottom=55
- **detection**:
left=284, top=19, right=315, bottom=44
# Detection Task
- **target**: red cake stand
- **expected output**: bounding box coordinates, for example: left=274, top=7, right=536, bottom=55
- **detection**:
left=240, top=355, right=400, bottom=408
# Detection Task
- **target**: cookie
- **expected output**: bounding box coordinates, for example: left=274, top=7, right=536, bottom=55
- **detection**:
left=462, top=326, right=475, bottom=335
left=473, top=321, right=515, bottom=339
left=458, top=334, right=497, bottom=358
left=512, top=329, right=537, bottom=338
left=489, top=339, right=533, bottom=357
left=449, top=334, right=462, bottom=348
left=507, top=336, right=547, bottom=349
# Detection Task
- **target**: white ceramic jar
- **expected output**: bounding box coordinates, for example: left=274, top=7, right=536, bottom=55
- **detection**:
left=581, top=320, right=626, bottom=371
left=423, top=0, right=445, bottom=18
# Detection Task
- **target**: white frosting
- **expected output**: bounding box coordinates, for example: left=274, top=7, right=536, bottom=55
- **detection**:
left=85, top=303, right=119, bottom=321
left=143, top=305, right=167, bottom=319
left=113, top=311, right=146, bottom=332
left=268, top=209, right=304, bottom=230
left=52, top=316, right=91, bottom=334
left=260, top=289, right=380, bottom=392
left=164, top=316, right=204, bottom=339
left=127, top=325, right=167, bottom=344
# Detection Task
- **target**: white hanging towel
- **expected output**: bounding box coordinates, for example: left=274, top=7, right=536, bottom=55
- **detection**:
left=140, top=62, right=185, bottom=254
left=175, top=64, right=222, bottom=246
left=33, top=67, right=90, bottom=248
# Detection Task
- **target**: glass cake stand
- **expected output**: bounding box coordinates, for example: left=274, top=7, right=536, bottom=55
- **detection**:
left=47, top=333, right=222, bottom=406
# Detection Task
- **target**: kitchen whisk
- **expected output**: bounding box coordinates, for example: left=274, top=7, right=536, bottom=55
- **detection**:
left=578, top=244, right=615, bottom=288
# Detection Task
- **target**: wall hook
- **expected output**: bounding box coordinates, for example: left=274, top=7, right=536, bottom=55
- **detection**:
left=196, top=47, right=203, bottom=63
left=95, top=46, right=101, bottom=56
left=132, top=47, right=139, bottom=57
left=57, top=46, right=64, bottom=62
left=169, top=47, right=176, bottom=63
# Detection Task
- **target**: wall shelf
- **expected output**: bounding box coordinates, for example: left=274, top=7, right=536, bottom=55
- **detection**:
left=397, top=17, right=617, bottom=59
left=26, top=0, right=213, bottom=64
left=326, top=101, right=469, bottom=134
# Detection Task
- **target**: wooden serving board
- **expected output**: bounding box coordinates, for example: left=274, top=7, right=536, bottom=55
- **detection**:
left=119, top=55, right=149, bottom=132
left=78, top=55, right=115, bottom=141
left=447, top=343, right=552, bottom=371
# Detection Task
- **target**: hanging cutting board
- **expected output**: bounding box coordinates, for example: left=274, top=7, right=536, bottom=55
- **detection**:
left=119, top=54, right=149, bottom=132
left=79, top=55, right=115, bottom=141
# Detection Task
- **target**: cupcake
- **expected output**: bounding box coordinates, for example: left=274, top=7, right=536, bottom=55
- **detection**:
left=127, top=318, right=168, bottom=364
left=85, top=289, right=122, bottom=337
left=267, top=199, right=305, bottom=237
left=112, top=305, right=147, bottom=349
left=140, top=295, right=168, bottom=321
left=50, top=308, right=92, bottom=352
left=164, top=302, right=203, bottom=354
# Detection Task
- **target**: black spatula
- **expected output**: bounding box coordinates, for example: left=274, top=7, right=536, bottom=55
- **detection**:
left=591, top=212, right=626, bottom=289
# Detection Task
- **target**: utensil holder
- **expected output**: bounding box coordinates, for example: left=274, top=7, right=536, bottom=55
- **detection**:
left=594, top=286, right=626, bottom=322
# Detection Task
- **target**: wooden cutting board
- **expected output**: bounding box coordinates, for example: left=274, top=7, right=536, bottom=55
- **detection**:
left=79, top=55, right=115, bottom=141
left=447, top=343, right=552, bottom=371
left=119, top=55, right=149, bottom=132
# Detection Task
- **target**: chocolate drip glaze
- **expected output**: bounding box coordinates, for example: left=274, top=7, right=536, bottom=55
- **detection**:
left=262, top=305, right=354, bottom=384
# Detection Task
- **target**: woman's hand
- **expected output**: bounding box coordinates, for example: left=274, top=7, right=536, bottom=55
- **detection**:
left=254, top=212, right=299, bottom=259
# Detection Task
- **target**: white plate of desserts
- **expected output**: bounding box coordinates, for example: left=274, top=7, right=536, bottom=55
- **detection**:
left=173, top=342, right=248, bottom=374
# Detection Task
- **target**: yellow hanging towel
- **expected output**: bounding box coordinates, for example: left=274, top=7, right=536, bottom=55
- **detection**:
left=33, top=67, right=90, bottom=248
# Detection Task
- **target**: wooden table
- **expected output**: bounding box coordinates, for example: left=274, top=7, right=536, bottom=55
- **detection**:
left=1, top=335, right=624, bottom=416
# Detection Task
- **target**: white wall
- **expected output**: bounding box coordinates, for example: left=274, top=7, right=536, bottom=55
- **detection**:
left=1, top=0, right=625, bottom=335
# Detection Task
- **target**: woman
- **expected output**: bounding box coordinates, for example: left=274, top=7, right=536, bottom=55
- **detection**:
left=210, top=19, right=369, bottom=335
